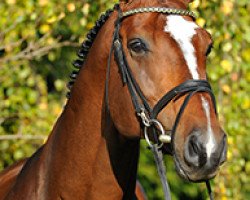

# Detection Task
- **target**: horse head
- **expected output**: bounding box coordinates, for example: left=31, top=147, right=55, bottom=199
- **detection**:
left=107, top=0, right=227, bottom=182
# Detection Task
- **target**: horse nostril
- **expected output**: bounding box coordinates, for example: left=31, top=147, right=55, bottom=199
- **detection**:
left=189, top=136, right=199, bottom=156
left=183, top=131, right=227, bottom=179
left=185, top=134, right=207, bottom=168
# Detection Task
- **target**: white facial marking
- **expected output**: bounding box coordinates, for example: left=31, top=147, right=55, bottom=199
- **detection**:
left=164, top=15, right=199, bottom=79
left=201, top=96, right=215, bottom=158
left=165, top=16, right=216, bottom=157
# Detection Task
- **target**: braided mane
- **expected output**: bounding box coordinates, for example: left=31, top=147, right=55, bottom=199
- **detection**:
left=66, top=5, right=116, bottom=98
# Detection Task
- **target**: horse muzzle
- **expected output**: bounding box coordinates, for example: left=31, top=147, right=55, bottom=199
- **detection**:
left=175, top=130, right=227, bottom=182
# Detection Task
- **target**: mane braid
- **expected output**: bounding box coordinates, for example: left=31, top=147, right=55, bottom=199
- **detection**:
left=66, top=5, right=117, bottom=99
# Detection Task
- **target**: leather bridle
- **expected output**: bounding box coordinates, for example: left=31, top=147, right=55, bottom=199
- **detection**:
left=106, top=5, right=216, bottom=200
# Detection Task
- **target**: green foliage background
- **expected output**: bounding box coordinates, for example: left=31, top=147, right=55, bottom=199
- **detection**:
left=0, top=0, right=249, bottom=199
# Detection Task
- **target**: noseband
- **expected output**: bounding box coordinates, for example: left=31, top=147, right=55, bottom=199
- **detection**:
left=106, top=5, right=216, bottom=200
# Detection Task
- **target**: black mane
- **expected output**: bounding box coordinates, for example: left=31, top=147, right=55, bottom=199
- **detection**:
left=66, top=5, right=116, bottom=98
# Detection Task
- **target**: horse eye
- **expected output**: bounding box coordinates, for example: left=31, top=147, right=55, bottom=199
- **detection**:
left=128, top=38, right=148, bottom=54
left=206, top=44, right=213, bottom=56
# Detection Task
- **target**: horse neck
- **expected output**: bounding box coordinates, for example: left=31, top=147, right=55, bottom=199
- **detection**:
left=43, top=14, right=139, bottom=200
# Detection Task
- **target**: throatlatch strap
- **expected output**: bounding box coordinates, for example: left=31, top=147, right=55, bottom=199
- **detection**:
left=113, top=11, right=151, bottom=113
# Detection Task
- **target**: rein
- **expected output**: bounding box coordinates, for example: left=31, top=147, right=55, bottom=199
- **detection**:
left=106, top=5, right=215, bottom=200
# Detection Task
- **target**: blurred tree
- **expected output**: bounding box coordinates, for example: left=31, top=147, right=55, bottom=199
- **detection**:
left=189, top=0, right=250, bottom=199
left=0, top=0, right=249, bottom=200
left=0, top=0, right=115, bottom=168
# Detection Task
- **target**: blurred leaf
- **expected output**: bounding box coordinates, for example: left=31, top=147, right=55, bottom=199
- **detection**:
left=0, top=1, right=249, bottom=200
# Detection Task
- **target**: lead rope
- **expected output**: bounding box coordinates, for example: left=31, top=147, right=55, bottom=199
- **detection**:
left=151, top=148, right=214, bottom=200
left=206, top=180, right=214, bottom=200
left=151, top=145, right=171, bottom=200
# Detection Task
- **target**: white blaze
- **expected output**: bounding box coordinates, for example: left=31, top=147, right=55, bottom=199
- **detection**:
left=201, top=97, right=215, bottom=157
left=164, top=16, right=199, bottom=79
left=164, top=15, right=215, bottom=157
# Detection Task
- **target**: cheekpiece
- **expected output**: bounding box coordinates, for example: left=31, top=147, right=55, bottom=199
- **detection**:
left=122, top=7, right=196, bottom=19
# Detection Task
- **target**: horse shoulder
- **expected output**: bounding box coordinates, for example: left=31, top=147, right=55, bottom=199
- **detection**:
left=0, top=159, right=27, bottom=200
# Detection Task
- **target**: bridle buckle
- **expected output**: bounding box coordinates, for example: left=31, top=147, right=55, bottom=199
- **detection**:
left=137, top=109, right=172, bottom=148
left=137, top=108, right=150, bottom=127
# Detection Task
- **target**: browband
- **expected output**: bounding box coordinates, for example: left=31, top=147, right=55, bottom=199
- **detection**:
left=122, top=7, right=196, bottom=19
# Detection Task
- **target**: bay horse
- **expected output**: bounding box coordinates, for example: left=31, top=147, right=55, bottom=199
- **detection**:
left=0, top=0, right=227, bottom=199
